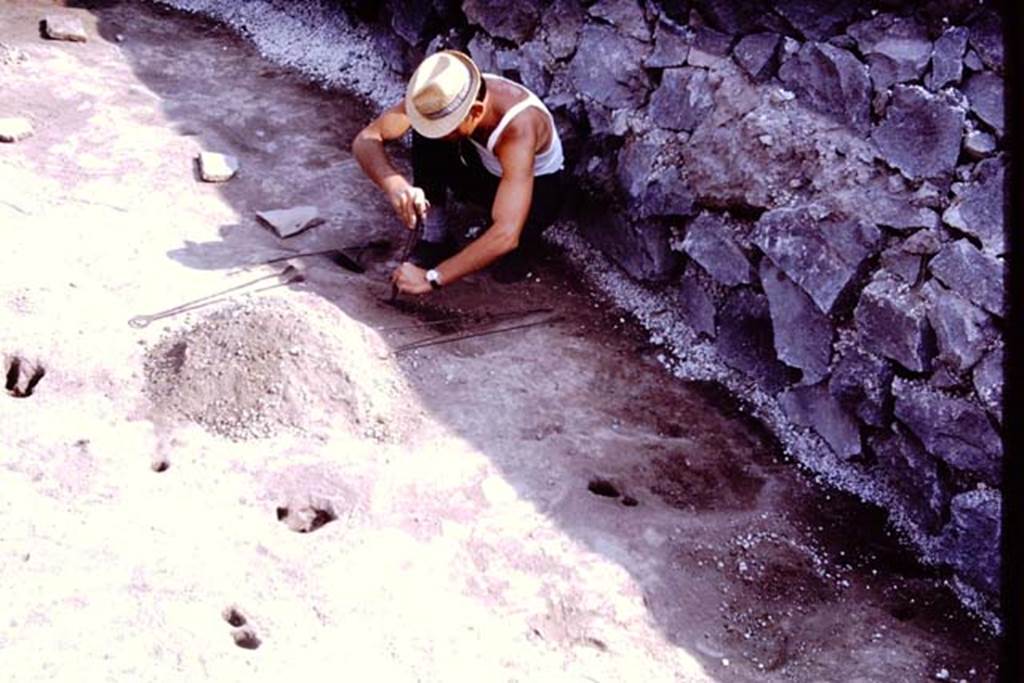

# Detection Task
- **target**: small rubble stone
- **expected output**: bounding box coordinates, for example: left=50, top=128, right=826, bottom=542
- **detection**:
left=648, top=67, right=714, bottom=133
left=872, top=86, right=964, bottom=180
left=972, top=344, right=1003, bottom=424
left=197, top=152, right=239, bottom=182
left=732, top=32, right=780, bottom=82
left=847, top=14, right=932, bottom=88
left=926, top=26, right=968, bottom=91
left=928, top=240, right=1004, bottom=317
left=753, top=206, right=881, bottom=315
left=963, top=49, right=983, bottom=72
left=681, top=213, right=752, bottom=287
left=587, top=0, right=651, bottom=43
left=0, top=117, right=34, bottom=143
left=868, top=428, right=947, bottom=533
left=716, top=288, right=795, bottom=393
left=854, top=273, right=934, bottom=374
left=43, top=15, right=88, bottom=42
left=963, top=130, right=996, bottom=159
left=569, top=24, right=650, bottom=110
left=760, top=261, right=832, bottom=384
left=963, top=72, right=1004, bottom=136
left=880, top=247, right=921, bottom=284
left=779, top=42, right=871, bottom=134
left=923, top=280, right=995, bottom=375
left=645, top=19, right=691, bottom=68
left=829, top=339, right=894, bottom=428
left=902, top=228, right=945, bottom=256
left=256, top=206, right=320, bottom=238
left=941, top=490, right=1001, bottom=596
left=677, top=263, right=716, bottom=339
left=942, top=157, right=1005, bottom=256
left=780, top=383, right=861, bottom=459
left=463, top=0, right=539, bottom=42
left=892, top=379, right=1001, bottom=484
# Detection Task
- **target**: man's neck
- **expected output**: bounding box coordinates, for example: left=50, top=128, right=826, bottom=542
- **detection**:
left=470, top=95, right=501, bottom=146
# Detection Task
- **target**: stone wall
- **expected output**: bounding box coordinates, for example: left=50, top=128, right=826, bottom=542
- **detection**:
left=155, top=0, right=1005, bottom=624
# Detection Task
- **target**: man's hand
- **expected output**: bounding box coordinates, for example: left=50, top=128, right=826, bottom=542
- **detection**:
left=391, top=262, right=432, bottom=295
left=386, top=180, right=429, bottom=230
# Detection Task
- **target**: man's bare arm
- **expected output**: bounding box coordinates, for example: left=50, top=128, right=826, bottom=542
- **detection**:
left=433, top=124, right=536, bottom=285
left=351, top=102, right=424, bottom=228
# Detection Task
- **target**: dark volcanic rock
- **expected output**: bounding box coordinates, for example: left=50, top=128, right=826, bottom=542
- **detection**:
left=463, top=0, right=540, bottom=42
left=780, top=383, right=861, bottom=459
left=648, top=67, right=714, bottom=133
left=871, top=86, right=964, bottom=181
left=732, top=32, right=780, bottom=82
left=772, top=0, right=857, bottom=41
left=760, top=261, right=832, bottom=384
left=677, top=263, right=717, bottom=338
left=880, top=246, right=922, bottom=284
left=869, top=428, right=948, bottom=533
left=641, top=166, right=696, bottom=218
left=928, top=240, right=1005, bottom=317
left=779, top=42, right=871, bottom=134
left=923, top=281, right=995, bottom=375
left=753, top=206, right=881, bottom=315
left=688, top=26, right=734, bottom=66
left=645, top=18, right=691, bottom=68
left=926, top=26, right=968, bottom=91
left=387, top=0, right=433, bottom=45
left=579, top=205, right=678, bottom=282
left=587, top=0, right=650, bottom=43
left=854, top=273, right=934, bottom=374
left=716, top=289, right=795, bottom=393
left=542, top=0, right=585, bottom=60
left=963, top=72, right=1004, bottom=135
left=941, top=490, right=1001, bottom=596
left=963, top=130, right=996, bottom=159
left=963, top=49, right=983, bottom=72
left=942, top=158, right=1006, bottom=255
left=569, top=24, right=650, bottom=109
left=847, top=14, right=932, bottom=89
left=892, top=379, right=1001, bottom=484
left=691, top=0, right=762, bottom=34
left=682, top=213, right=753, bottom=286
left=830, top=338, right=894, bottom=428
left=968, top=10, right=1003, bottom=73
left=972, top=343, right=1003, bottom=424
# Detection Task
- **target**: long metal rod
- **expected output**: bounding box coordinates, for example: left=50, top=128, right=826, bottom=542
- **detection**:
left=390, top=215, right=422, bottom=302
left=393, top=314, right=562, bottom=354
left=377, top=306, right=555, bottom=333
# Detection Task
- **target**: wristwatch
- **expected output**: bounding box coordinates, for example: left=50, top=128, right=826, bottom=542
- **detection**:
left=425, top=268, right=443, bottom=290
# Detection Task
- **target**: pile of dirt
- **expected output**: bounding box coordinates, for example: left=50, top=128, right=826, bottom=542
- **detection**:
left=144, top=298, right=404, bottom=440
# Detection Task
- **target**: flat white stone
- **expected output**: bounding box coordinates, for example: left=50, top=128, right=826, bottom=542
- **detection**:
left=43, top=15, right=88, bottom=43
left=256, top=205, right=320, bottom=238
left=0, top=117, right=34, bottom=143
left=197, top=152, right=239, bottom=182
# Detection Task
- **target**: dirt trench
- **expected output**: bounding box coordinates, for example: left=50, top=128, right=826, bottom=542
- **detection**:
left=0, top=1, right=997, bottom=681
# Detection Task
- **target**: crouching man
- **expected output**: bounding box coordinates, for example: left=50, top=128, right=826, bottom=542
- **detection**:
left=352, top=50, right=564, bottom=294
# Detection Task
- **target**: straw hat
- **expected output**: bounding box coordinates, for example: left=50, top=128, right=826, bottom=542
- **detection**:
left=405, top=50, right=482, bottom=139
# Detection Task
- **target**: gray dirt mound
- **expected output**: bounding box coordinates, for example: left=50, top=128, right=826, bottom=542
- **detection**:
left=145, top=299, right=398, bottom=440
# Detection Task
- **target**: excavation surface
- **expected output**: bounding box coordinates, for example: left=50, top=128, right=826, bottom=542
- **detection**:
left=0, top=1, right=996, bottom=681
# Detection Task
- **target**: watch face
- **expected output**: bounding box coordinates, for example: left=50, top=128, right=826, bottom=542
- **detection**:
left=426, top=269, right=441, bottom=288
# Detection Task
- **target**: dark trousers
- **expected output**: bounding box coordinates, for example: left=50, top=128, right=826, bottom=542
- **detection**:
left=411, top=132, right=563, bottom=248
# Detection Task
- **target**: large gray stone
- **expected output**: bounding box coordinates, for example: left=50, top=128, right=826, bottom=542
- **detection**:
left=926, top=26, right=968, bottom=91
left=682, top=213, right=753, bottom=287
left=569, top=24, right=650, bottom=110
left=941, top=490, right=1001, bottom=597
left=868, top=428, right=948, bottom=533
left=928, top=240, right=1005, bottom=317
left=687, top=26, right=734, bottom=67
left=542, top=0, right=585, bottom=60
left=829, top=339, right=893, bottom=428
left=645, top=19, right=691, bottom=68
left=942, top=158, right=1005, bottom=256
left=579, top=206, right=678, bottom=282
left=716, top=289, right=795, bottom=393
left=760, top=261, right=832, bottom=384
left=732, top=32, right=780, bottom=82
left=972, top=343, right=1003, bottom=424
left=648, top=67, right=714, bottom=133
left=879, top=246, right=922, bottom=284
left=892, top=379, right=1001, bottom=484
left=587, top=0, right=650, bottom=43
left=963, top=72, right=1004, bottom=136
left=963, top=130, right=996, bottom=159
left=854, top=273, right=934, bottom=374
left=847, top=14, right=932, bottom=89
left=779, top=42, right=871, bottom=134
left=463, top=0, right=540, bottom=42
left=753, top=206, right=881, bottom=315
left=677, top=263, right=716, bottom=339
left=872, top=86, right=964, bottom=181
left=922, top=280, right=995, bottom=375
left=968, top=10, right=1003, bottom=73
left=640, top=166, right=696, bottom=219
left=780, top=383, right=861, bottom=459
left=772, top=0, right=857, bottom=41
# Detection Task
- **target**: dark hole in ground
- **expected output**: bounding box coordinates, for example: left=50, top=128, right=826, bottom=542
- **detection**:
left=232, top=628, right=261, bottom=650
left=587, top=478, right=621, bottom=498
left=621, top=495, right=639, bottom=507
left=151, top=459, right=169, bottom=473
left=277, top=501, right=338, bottom=533
left=223, top=606, right=247, bottom=627
left=5, top=356, right=45, bottom=398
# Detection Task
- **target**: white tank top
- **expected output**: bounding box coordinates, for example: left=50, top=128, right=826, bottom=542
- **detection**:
left=468, top=74, right=564, bottom=178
